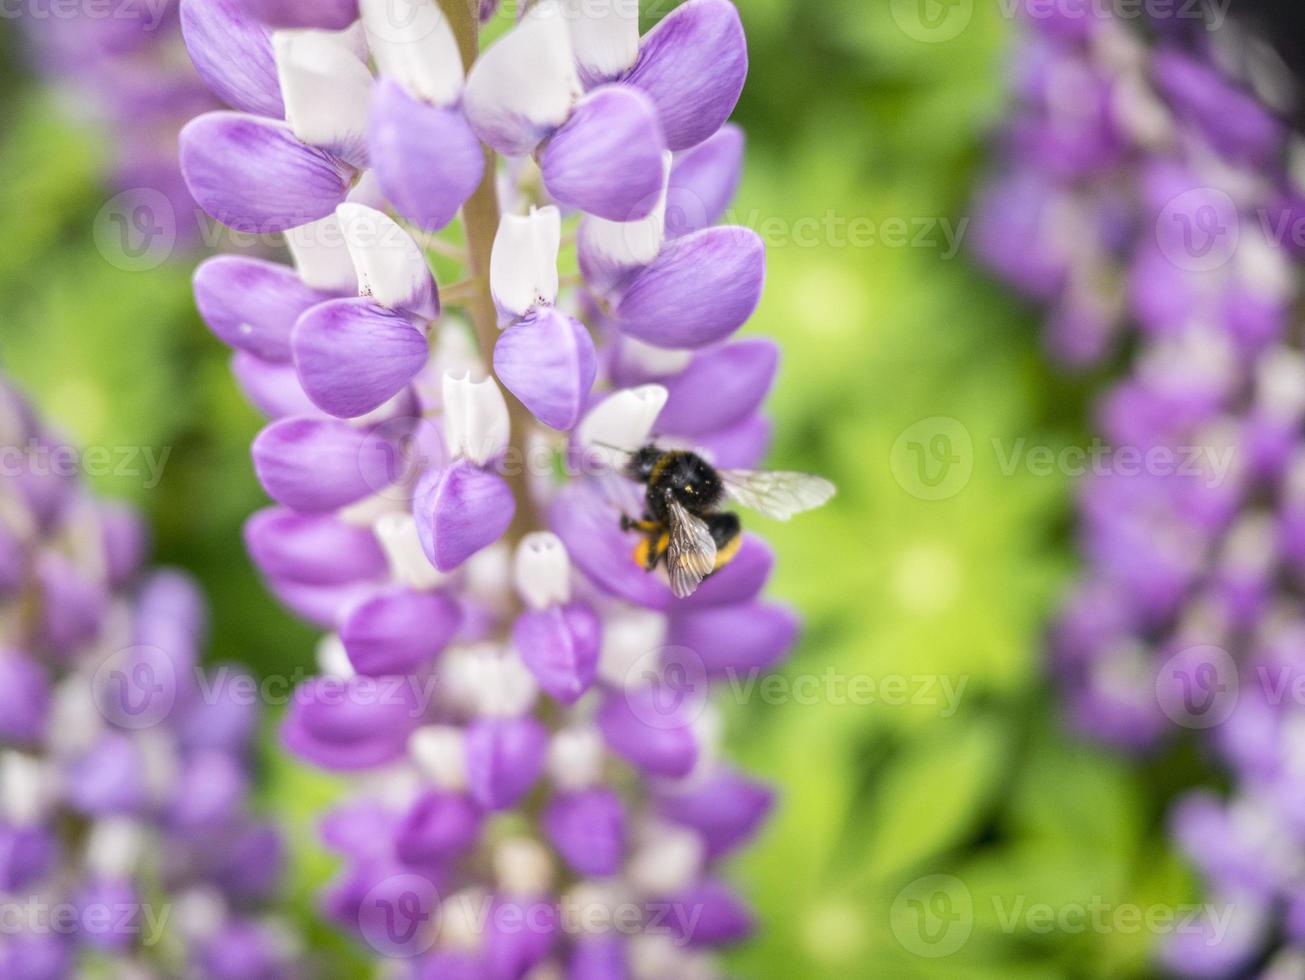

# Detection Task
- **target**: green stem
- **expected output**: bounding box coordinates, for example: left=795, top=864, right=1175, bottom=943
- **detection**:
left=439, top=0, right=539, bottom=548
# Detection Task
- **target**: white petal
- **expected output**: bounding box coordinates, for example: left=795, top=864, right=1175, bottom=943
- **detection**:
left=626, top=822, right=704, bottom=897
left=490, top=206, right=561, bottom=320
left=337, top=202, right=437, bottom=318
left=618, top=336, right=693, bottom=377
left=0, top=751, right=52, bottom=825
left=579, top=150, right=670, bottom=276
left=374, top=512, right=449, bottom=589
left=408, top=724, right=467, bottom=789
left=442, top=371, right=510, bottom=465
left=563, top=0, right=640, bottom=82
left=463, top=0, right=581, bottom=156
left=577, top=384, right=668, bottom=469
left=360, top=0, right=465, bottom=105
left=285, top=213, right=357, bottom=292
left=315, top=633, right=356, bottom=677
left=513, top=531, right=571, bottom=608
left=494, top=837, right=555, bottom=896
left=273, top=29, right=374, bottom=166
left=547, top=726, right=605, bottom=790
left=85, top=817, right=146, bottom=879
left=597, top=607, right=667, bottom=687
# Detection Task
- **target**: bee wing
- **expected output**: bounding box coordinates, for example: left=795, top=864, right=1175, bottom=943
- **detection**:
left=719, top=469, right=836, bottom=521
left=665, top=495, right=718, bottom=599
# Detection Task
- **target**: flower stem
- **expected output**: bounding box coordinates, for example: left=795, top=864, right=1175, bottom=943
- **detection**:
left=440, top=0, right=539, bottom=549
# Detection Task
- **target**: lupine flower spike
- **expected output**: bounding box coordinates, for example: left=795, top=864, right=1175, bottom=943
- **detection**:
left=0, top=380, right=296, bottom=978
left=978, top=3, right=1305, bottom=975
left=181, top=0, right=831, bottom=972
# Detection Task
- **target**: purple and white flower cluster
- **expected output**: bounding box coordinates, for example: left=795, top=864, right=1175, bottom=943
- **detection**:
left=180, top=0, right=793, bottom=973
left=0, top=379, right=296, bottom=979
left=21, top=0, right=218, bottom=243
left=977, top=4, right=1305, bottom=976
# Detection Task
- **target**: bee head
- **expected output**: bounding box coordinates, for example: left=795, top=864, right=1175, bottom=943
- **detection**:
left=625, top=445, right=665, bottom=483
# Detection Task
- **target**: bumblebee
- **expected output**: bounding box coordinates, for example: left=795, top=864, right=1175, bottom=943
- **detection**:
left=618, top=445, right=835, bottom=598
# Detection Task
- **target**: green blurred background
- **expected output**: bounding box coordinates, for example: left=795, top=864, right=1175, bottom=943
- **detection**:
left=0, top=2, right=1207, bottom=977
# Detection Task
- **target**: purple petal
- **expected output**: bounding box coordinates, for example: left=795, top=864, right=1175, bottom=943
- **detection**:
left=512, top=601, right=601, bottom=704
left=195, top=255, right=335, bottom=362
left=414, top=459, right=516, bottom=572
left=543, top=788, right=626, bottom=877
left=180, top=0, right=284, bottom=116
left=252, top=416, right=401, bottom=511
left=99, top=502, right=150, bottom=589
left=596, top=689, right=698, bottom=777
left=493, top=308, right=598, bottom=431
left=0, top=935, right=71, bottom=980
left=656, top=769, right=774, bottom=859
left=282, top=675, right=423, bottom=770
left=665, top=878, right=754, bottom=946
left=369, top=80, right=485, bottom=232
left=665, top=124, right=744, bottom=238
left=293, top=298, right=429, bottom=419
left=623, top=0, right=747, bottom=151
left=169, top=751, right=248, bottom=830
left=266, top=576, right=380, bottom=628
left=395, top=790, right=483, bottom=866
left=569, top=936, right=627, bottom=980
left=230, top=352, right=322, bottom=417
left=464, top=716, right=548, bottom=811
left=485, top=898, right=558, bottom=978
left=75, top=879, right=139, bottom=952
left=179, top=667, right=259, bottom=754
left=340, top=587, right=462, bottom=675
left=66, top=734, right=146, bottom=814
left=614, top=226, right=764, bottom=348
left=0, top=824, right=58, bottom=892
left=245, top=507, right=389, bottom=586
left=656, top=339, right=777, bottom=436
left=320, top=800, right=398, bottom=858
left=0, top=651, right=50, bottom=745
left=693, top=412, right=771, bottom=469
left=238, top=0, right=359, bottom=29
left=181, top=112, right=354, bottom=233
left=36, top=553, right=106, bottom=658
left=196, top=920, right=294, bottom=980
left=540, top=85, right=666, bottom=222
left=667, top=602, right=798, bottom=677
